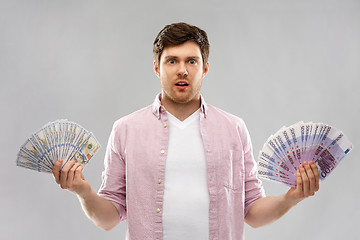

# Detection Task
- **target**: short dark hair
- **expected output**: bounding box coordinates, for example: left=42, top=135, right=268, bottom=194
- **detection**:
left=153, top=22, right=210, bottom=68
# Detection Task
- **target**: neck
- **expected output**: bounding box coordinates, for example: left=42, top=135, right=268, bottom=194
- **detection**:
left=160, top=94, right=201, bottom=121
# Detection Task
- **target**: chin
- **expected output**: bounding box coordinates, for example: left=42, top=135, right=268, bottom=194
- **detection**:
left=174, top=95, right=198, bottom=104
left=172, top=98, right=190, bottom=104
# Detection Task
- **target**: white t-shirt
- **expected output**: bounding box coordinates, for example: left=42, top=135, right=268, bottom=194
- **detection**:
left=163, top=109, right=210, bottom=240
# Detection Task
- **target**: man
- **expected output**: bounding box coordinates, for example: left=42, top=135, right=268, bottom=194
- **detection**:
left=53, top=22, right=320, bottom=240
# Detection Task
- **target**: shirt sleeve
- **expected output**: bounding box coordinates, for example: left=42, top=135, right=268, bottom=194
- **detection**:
left=98, top=120, right=127, bottom=222
left=239, top=121, right=266, bottom=216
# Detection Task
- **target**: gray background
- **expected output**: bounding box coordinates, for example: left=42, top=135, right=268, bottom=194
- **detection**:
left=1, top=0, right=359, bottom=239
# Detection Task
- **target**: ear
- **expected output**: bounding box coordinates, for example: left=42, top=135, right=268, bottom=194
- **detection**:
left=202, top=61, right=209, bottom=79
left=154, top=61, right=160, bottom=78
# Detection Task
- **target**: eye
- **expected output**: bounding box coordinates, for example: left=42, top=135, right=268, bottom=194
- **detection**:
left=168, top=59, right=176, bottom=64
left=188, top=59, right=197, bottom=65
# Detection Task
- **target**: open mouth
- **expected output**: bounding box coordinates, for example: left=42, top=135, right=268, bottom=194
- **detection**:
left=175, top=82, right=189, bottom=86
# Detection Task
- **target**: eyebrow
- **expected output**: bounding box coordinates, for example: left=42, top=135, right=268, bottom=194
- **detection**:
left=164, top=56, right=201, bottom=60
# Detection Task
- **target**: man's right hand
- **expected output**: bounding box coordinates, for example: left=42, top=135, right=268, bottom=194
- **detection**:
left=52, top=159, right=92, bottom=198
left=52, top=159, right=121, bottom=230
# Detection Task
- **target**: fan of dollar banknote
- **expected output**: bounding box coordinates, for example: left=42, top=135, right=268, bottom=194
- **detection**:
left=16, top=119, right=101, bottom=173
left=257, top=121, right=353, bottom=188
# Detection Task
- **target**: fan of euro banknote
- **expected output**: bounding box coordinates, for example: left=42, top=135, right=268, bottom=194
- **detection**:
left=16, top=119, right=101, bottom=173
left=257, top=121, right=353, bottom=188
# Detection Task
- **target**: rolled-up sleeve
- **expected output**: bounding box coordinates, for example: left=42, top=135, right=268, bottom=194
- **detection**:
left=98, top=120, right=127, bottom=222
left=240, top=121, right=266, bottom=216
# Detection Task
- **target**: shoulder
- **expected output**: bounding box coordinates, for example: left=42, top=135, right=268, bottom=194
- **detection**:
left=204, top=104, right=252, bottom=152
left=206, top=104, right=247, bottom=129
left=112, top=105, right=154, bottom=131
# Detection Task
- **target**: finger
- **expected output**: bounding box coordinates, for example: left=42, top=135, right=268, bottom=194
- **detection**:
left=296, top=168, right=302, bottom=192
left=60, top=160, right=76, bottom=188
left=304, top=161, right=316, bottom=196
left=74, top=165, right=84, bottom=181
left=66, top=162, right=81, bottom=188
left=310, top=161, right=320, bottom=191
left=299, top=162, right=310, bottom=196
left=52, top=159, right=63, bottom=184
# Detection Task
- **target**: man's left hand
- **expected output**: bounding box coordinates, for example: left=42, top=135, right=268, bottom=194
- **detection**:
left=285, top=161, right=320, bottom=204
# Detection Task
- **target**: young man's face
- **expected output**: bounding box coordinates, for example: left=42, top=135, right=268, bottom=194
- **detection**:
left=154, top=41, right=209, bottom=105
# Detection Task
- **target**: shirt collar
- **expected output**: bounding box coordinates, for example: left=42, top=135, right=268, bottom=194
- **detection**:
left=152, top=93, right=208, bottom=119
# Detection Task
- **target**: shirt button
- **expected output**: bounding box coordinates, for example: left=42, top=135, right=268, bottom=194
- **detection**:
left=163, top=123, right=167, bottom=128
left=156, top=208, right=161, bottom=213
left=160, top=107, right=165, bottom=112
left=160, top=150, right=165, bottom=154
left=158, top=179, right=162, bottom=184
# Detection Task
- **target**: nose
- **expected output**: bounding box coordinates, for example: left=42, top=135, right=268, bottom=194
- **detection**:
left=177, top=62, right=188, bottom=78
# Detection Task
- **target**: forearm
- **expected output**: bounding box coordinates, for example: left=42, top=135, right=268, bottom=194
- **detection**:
left=246, top=162, right=320, bottom=228
left=77, top=189, right=120, bottom=231
left=245, top=194, right=300, bottom=228
left=52, top=160, right=121, bottom=230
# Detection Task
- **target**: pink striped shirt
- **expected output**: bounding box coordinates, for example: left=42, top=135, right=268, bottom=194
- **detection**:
left=98, top=94, right=265, bottom=240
